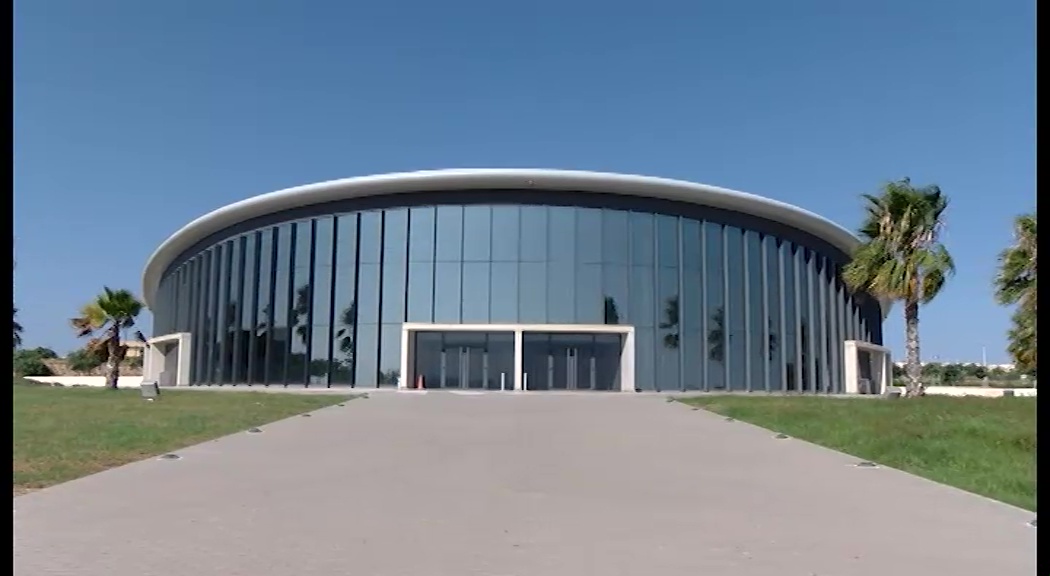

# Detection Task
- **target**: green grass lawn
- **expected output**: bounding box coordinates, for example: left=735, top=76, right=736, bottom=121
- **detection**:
left=13, top=381, right=352, bottom=494
left=679, top=395, right=1037, bottom=511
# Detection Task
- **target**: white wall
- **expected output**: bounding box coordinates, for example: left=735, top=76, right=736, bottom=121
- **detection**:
left=890, top=385, right=1037, bottom=398
left=22, top=376, right=145, bottom=388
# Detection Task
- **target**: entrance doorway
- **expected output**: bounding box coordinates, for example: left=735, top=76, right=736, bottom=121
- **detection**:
left=402, top=323, right=636, bottom=392
left=413, top=331, right=514, bottom=390
left=521, top=332, right=622, bottom=391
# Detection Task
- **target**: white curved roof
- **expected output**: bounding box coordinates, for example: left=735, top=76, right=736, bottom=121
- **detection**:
left=143, top=169, right=882, bottom=315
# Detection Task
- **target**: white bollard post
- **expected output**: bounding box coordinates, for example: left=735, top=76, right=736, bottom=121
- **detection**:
left=500, top=372, right=506, bottom=391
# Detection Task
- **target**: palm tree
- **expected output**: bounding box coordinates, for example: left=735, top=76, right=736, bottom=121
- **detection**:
left=995, top=213, right=1037, bottom=372
left=13, top=306, right=22, bottom=349
left=70, top=288, right=147, bottom=390
left=842, top=178, right=955, bottom=397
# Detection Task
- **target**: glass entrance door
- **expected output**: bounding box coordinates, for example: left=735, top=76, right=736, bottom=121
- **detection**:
left=522, top=332, right=622, bottom=391
left=413, top=331, right=514, bottom=390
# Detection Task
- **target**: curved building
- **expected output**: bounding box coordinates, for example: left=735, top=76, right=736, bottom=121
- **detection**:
left=142, top=169, right=889, bottom=393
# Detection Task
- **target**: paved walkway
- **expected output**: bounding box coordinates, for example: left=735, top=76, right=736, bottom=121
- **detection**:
left=15, top=392, right=1035, bottom=575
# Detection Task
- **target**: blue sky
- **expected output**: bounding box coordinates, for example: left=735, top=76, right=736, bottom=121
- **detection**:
left=14, top=0, right=1035, bottom=362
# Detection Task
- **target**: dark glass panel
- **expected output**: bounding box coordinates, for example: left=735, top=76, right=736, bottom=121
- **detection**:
left=357, top=262, right=381, bottom=324
left=312, top=218, right=335, bottom=326
left=548, top=207, right=575, bottom=262
left=378, top=324, right=402, bottom=387
left=330, top=300, right=357, bottom=386
left=576, top=208, right=602, bottom=264
left=406, top=262, right=434, bottom=322
left=725, top=226, right=746, bottom=391
left=629, top=212, right=655, bottom=267
left=798, top=247, right=812, bottom=392
left=178, top=266, right=191, bottom=332
left=629, top=266, right=654, bottom=327
left=746, top=231, right=765, bottom=391
left=656, top=267, right=680, bottom=391
left=601, top=210, right=629, bottom=265
left=335, top=214, right=359, bottom=264
left=682, top=218, right=702, bottom=270
left=354, top=323, right=378, bottom=388
left=519, top=206, right=548, bottom=262
left=461, top=262, right=491, bottom=323
left=294, top=219, right=312, bottom=270
left=655, top=215, right=678, bottom=268
left=238, top=234, right=256, bottom=383
left=489, top=262, right=519, bottom=322
left=213, top=243, right=230, bottom=383
left=269, top=224, right=292, bottom=385
left=309, top=326, right=331, bottom=386
left=189, top=256, right=202, bottom=382
left=783, top=242, right=800, bottom=391
left=408, top=207, right=436, bottom=262
left=435, top=205, right=463, bottom=262
left=681, top=265, right=702, bottom=391
left=704, top=222, right=725, bottom=390
left=202, top=247, right=219, bottom=383
left=289, top=222, right=313, bottom=385
left=462, top=205, right=492, bottom=262
left=433, top=261, right=462, bottom=323
left=814, top=256, right=830, bottom=393
left=635, top=327, right=655, bottom=391
left=765, top=235, right=783, bottom=392
left=330, top=216, right=357, bottom=385
left=574, top=264, right=602, bottom=324
left=252, top=231, right=273, bottom=384
left=381, top=209, right=408, bottom=323
left=315, top=216, right=335, bottom=257
left=518, top=261, right=547, bottom=323
left=225, top=239, right=242, bottom=383
left=547, top=259, right=575, bottom=323
left=311, top=265, right=333, bottom=384
left=359, top=211, right=382, bottom=264
left=490, top=206, right=520, bottom=262
left=601, top=264, right=629, bottom=325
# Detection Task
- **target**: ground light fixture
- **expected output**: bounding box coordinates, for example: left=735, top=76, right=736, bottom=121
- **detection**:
left=140, top=381, right=160, bottom=401
left=854, top=461, right=879, bottom=468
left=247, top=428, right=262, bottom=434
left=158, top=453, right=181, bottom=460
left=774, top=433, right=789, bottom=439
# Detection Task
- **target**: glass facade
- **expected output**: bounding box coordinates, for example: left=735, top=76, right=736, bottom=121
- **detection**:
left=151, top=194, right=883, bottom=391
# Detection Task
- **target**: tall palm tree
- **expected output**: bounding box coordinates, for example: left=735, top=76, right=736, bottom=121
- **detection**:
left=70, top=288, right=146, bottom=390
left=842, top=178, right=955, bottom=397
left=13, top=306, right=23, bottom=349
left=995, top=213, right=1037, bottom=372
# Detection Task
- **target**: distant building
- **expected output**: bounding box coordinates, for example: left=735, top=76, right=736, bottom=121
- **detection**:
left=121, top=340, right=145, bottom=359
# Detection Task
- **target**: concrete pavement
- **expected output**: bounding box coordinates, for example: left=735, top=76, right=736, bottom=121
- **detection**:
left=14, top=391, right=1036, bottom=575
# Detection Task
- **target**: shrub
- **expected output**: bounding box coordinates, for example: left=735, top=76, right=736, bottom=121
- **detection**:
left=13, top=354, right=53, bottom=377
left=66, top=348, right=106, bottom=373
